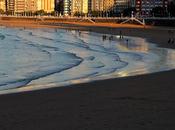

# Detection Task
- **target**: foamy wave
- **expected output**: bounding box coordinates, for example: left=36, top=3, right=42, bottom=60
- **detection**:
left=0, top=27, right=175, bottom=92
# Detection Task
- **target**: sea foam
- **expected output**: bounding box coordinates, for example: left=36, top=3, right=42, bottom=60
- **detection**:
left=0, top=27, right=175, bottom=93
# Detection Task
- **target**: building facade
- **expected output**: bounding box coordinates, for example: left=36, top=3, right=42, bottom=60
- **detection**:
left=0, top=0, right=5, bottom=11
left=91, top=0, right=104, bottom=11
left=72, top=0, right=81, bottom=14
left=103, top=0, right=114, bottom=11
left=6, top=0, right=15, bottom=13
left=26, top=0, right=37, bottom=12
left=37, top=0, right=55, bottom=13
left=72, top=0, right=88, bottom=15
left=136, top=0, right=168, bottom=15
left=64, top=0, right=71, bottom=15
left=55, top=0, right=64, bottom=14
left=113, top=0, right=130, bottom=13
left=4, top=0, right=54, bottom=14
left=15, top=0, right=25, bottom=13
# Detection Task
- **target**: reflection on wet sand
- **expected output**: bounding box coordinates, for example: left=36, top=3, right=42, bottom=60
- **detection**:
left=1, top=27, right=175, bottom=94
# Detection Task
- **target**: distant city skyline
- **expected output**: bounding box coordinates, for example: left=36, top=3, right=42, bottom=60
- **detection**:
left=0, top=0, right=172, bottom=16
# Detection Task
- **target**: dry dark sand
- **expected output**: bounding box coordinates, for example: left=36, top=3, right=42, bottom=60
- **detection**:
left=0, top=20, right=175, bottom=130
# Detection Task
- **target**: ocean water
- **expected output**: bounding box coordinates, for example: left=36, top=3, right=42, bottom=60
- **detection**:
left=0, top=26, right=175, bottom=94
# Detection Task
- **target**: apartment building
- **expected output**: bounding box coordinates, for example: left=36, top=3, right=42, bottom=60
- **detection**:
left=91, top=0, right=103, bottom=11
left=37, top=0, right=55, bottom=12
left=114, top=0, right=130, bottom=13
left=0, top=0, right=5, bottom=11
left=6, top=0, right=15, bottom=12
left=15, top=0, right=25, bottom=13
left=72, top=0, right=88, bottom=14
left=5, top=0, right=54, bottom=14
left=64, top=0, right=71, bottom=15
left=136, top=0, right=168, bottom=15
left=26, top=0, right=37, bottom=12
left=103, top=0, right=114, bottom=11
left=15, top=0, right=37, bottom=13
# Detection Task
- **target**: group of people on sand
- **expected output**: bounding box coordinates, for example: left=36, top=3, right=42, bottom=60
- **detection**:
left=102, top=35, right=114, bottom=41
left=168, top=30, right=174, bottom=44
left=102, top=30, right=124, bottom=41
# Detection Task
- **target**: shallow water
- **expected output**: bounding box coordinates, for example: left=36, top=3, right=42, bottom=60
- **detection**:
left=0, top=26, right=175, bottom=93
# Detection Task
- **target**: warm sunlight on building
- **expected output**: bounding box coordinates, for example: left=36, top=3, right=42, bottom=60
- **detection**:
left=82, top=0, right=88, bottom=14
left=26, top=0, right=37, bottom=12
left=6, top=0, right=15, bottom=13
left=0, top=0, right=5, bottom=12
left=37, top=0, right=54, bottom=13
left=15, top=0, right=37, bottom=13
left=72, top=0, right=88, bottom=15
left=91, top=0, right=103, bottom=11
left=15, top=0, right=26, bottom=13
left=103, top=0, right=114, bottom=11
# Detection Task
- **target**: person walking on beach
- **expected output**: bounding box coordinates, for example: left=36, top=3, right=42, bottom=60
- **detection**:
left=109, top=35, right=114, bottom=40
left=102, top=35, right=107, bottom=41
left=119, top=30, right=123, bottom=39
left=172, top=31, right=174, bottom=44
left=168, top=30, right=174, bottom=44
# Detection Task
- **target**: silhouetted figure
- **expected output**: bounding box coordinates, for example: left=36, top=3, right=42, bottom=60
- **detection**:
left=168, top=30, right=174, bottom=44
left=76, top=30, right=81, bottom=36
left=119, top=30, right=123, bottom=39
left=102, top=35, right=107, bottom=41
left=168, top=38, right=171, bottom=44
left=126, top=39, right=129, bottom=47
left=109, top=36, right=114, bottom=40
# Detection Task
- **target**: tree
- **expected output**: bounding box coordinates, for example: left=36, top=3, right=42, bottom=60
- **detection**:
left=34, top=10, right=45, bottom=16
left=91, top=11, right=99, bottom=17
left=51, top=11, right=56, bottom=16
left=0, top=9, right=5, bottom=14
left=73, top=12, right=85, bottom=17
left=6, top=10, right=13, bottom=15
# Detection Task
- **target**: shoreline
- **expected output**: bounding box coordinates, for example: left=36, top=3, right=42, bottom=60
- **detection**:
left=0, top=20, right=175, bottom=129
left=1, top=19, right=175, bottom=49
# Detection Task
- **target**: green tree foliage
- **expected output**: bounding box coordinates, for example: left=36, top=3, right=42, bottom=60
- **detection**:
left=51, top=11, right=56, bottom=16
left=0, top=9, right=5, bottom=14
left=24, top=11, right=33, bottom=16
left=6, top=10, right=13, bottom=15
left=91, top=11, right=99, bottom=17
left=34, top=10, right=45, bottom=16
left=73, top=12, right=85, bottom=17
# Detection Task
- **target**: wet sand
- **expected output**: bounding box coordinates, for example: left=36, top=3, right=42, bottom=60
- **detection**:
left=0, top=19, right=175, bottom=129
left=1, top=19, right=174, bottom=49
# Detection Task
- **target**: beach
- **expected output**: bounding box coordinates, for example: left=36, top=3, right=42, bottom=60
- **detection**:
left=0, top=18, right=175, bottom=129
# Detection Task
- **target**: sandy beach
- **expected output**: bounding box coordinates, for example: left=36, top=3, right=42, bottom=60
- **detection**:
left=0, top=19, right=175, bottom=129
